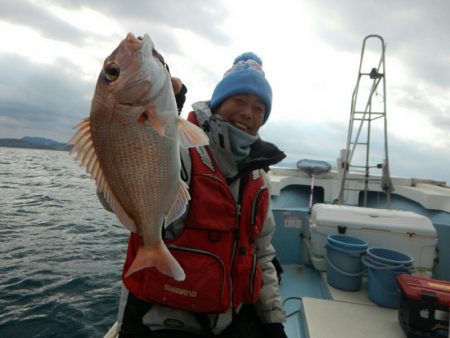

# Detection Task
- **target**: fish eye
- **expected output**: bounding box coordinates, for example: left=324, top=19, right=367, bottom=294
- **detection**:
left=104, top=63, right=120, bottom=82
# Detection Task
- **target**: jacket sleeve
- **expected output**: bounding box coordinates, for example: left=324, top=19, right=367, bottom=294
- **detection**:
left=254, top=204, right=286, bottom=324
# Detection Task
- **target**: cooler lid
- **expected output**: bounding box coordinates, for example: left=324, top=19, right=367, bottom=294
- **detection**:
left=397, top=274, right=450, bottom=305
left=310, top=204, right=436, bottom=237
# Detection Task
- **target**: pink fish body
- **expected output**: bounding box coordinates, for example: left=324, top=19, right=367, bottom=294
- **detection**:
left=69, top=33, right=208, bottom=281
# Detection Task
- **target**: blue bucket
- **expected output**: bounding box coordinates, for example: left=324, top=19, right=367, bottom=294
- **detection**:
left=325, top=235, right=368, bottom=291
left=362, top=250, right=414, bottom=309
left=366, top=248, right=414, bottom=268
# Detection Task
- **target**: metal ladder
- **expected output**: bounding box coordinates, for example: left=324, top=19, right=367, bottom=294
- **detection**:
left=337, top=34, right=394, bottom=207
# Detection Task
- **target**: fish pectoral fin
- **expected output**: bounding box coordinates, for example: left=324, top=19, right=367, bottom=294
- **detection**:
left=177, top=117, right=209, bottom=147
left=165, top=180, right=190, bottom=227
left=142, top=104, right=167, bottom=136
left=125, top=244, right=186, bottom=281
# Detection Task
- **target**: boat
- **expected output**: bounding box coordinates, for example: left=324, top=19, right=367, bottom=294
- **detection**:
left=104, top=35, right=450, bottom=338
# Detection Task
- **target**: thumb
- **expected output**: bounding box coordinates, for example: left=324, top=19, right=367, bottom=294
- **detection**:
left=171, top=77, right=183, bottom=95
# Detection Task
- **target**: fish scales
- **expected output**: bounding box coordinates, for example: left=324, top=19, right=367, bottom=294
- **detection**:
left=92, top=111, right=178, bottom=229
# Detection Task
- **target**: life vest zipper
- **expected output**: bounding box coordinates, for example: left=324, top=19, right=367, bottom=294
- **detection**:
left=230, top=177, right=245, bottom=309
left=251, top=186, right=268, bottom=225
left=248, top=183, right=266, bottom=297
left=249, top=253, right=257, bottom=296
left=230, top=203, right=241, bottom=264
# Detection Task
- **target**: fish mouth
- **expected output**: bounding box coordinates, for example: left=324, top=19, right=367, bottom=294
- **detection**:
left=125, top=33, right=151, bottom=50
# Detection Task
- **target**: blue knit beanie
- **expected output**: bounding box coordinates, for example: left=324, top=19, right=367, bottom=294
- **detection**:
left=210, top=52, right=272, bottom=124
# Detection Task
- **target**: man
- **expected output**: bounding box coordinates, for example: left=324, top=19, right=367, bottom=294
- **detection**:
left=116, top=52, right=287, bottom=338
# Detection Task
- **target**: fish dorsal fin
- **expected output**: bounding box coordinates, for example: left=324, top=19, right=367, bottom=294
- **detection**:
left=177, top=117, right=209, bottom=148
left=165, top=180, right=190, bottom=227
left=68, top=117, right=137, bottom=233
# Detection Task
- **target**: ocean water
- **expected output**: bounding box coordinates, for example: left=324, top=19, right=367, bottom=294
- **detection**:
left=0, top=147, right=129, bottom=338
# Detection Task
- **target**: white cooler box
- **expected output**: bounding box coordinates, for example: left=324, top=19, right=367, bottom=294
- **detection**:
left=308, top=204, right=437, bottom=270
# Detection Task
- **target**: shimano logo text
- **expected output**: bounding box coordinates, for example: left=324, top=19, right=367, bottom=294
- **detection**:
left=164, top=284, right=197, bottom=298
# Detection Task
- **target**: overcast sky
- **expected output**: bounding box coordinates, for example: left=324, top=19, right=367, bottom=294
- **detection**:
left=1, top=0, right=449, bottom=183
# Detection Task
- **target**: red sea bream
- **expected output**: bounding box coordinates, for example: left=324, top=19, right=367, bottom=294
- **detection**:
left=69, top=33, right=208, bottom=281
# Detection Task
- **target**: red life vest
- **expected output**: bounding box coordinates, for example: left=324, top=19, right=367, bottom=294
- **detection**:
left=122, top=113, right=269, bottom=313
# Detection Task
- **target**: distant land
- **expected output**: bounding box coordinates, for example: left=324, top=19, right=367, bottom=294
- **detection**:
left=0, top=136, right=72, bottom=151
left=0, top=137, right=302, bottom=168
left=0, top=137, right=313, bottom=169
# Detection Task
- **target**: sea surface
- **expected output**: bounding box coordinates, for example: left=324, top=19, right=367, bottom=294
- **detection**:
left=0, top=147, right=129, bottom=338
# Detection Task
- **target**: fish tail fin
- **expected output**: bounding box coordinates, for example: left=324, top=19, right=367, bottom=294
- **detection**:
left=177, top=118, right=209, bottom=147
left=125, top=244, right=185, bottom=281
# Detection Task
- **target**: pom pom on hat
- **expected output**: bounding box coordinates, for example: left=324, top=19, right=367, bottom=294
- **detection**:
left=210, top=52, right=272, bottom=124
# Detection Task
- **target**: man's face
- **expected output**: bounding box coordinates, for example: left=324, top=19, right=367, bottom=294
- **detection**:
left=215, top=94, right=266, bottom=136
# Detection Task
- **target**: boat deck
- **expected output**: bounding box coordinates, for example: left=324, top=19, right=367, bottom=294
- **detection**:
left=279, top=264, right=326, bottom=338
left=280, top=265, right=405, bottom=338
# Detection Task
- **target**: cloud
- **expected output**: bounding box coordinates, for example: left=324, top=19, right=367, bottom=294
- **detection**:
left=309, top=0, right=450, bottom=87
left=392, top=82, right=450, bottom=135
left=260, top=119, right=348, bottom=165
left=0, top=53, right=91, bottom=142
left=389, top=134, right=450, bottom=184
left=95, top=0, right=230, bottom=45
left=19, top=0, right=231, bottom=47
left=261, top=119, right=450, bottom=184
left=0, top=0, right=90, bottom=44
left=303, top=0, right=450, bottom=153
left=0, top=1, right=232, bottom=74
